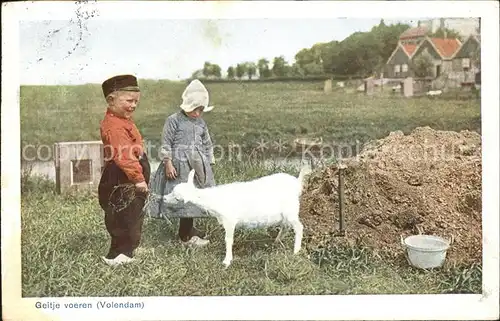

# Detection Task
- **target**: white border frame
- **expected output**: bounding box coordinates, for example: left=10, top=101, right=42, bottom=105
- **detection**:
left=2, top=1, right=499, bottom=320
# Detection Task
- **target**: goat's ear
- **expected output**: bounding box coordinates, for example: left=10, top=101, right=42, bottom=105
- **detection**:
left=187, top=169, right=196, bottom=185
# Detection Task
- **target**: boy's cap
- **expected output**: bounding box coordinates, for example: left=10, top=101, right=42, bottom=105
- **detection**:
left=102, top=75, right=140, bottom=98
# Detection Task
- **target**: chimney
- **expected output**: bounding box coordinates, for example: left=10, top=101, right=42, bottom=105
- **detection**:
left=417, top=20, right=421, bottom=27
left=440, top=18, right=445, bottom=29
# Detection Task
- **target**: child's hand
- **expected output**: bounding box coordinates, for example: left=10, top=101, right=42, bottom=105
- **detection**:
left=165, top=160, right=177, bottom=180
left=135, top=181, right=149, bottom=193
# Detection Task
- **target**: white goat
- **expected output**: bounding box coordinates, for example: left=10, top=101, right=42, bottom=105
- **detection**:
left=163, top=166, right=311, bottom=267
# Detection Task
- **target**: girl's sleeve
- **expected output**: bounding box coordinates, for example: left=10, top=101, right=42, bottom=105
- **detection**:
left=202, top=124, right=215, bottom=164
left=160, top=116, right=177, bottom=161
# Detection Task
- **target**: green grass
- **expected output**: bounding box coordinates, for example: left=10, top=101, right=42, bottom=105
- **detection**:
left=20, top=81, right=482, bottom=296
left=21, top=159, right=482, bottom=297
left=20, top=80, right=481, bottom=158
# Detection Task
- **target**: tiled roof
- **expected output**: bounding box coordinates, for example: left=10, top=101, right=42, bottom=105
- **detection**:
left=402, top=43, right=418, bottom=57
left=399, top=26, right=428, bottom=40
left=429, top=38, right=461, bottom=58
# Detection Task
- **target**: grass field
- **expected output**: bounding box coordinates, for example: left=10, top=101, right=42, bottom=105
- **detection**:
left=22, top=160, right=481, bottom=297
left=20, top=80, right=481, bottom=159
left=20, top=81, right=482, bottom=296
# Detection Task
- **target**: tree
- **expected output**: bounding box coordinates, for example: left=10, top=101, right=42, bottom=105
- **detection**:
left=272, top=56, right=288, bottom=77
left=211, top=64, right=222, bottom=78
left=429, top=27, right=463, bottom=41
left=227, top=66, right=235, bottom=79
left=246, top=62, right=257, bottom=80
left=191, top=69, right=204, bottom=79
left=320, top=41, right=340, bottom=74
left=235, top=63, right=246, bottom=79
left=374, top=23, right=410, bottom=70
left=203, top=61, right=212, bottom=78
left=295, top=44, right=325, bottom=73
left=192, top=21, right=416, bottom=80
left=295, top=48, right=314, bottom=69
left=290, top=63, right=305, bottom=77
left=257, top=58, right=271, bottom=79
left=413, top=51, right=434, bottom=77
left=303, top=62, right=324, bottom=76
left=202, top=61, right=222, bottom=78
left=320, top=22, right=410, bottom=77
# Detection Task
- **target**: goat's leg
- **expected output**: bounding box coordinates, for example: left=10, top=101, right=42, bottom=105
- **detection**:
left=222, top=222, right=236, bottom=268
left=274, top=214, right=288, bottom=244
left=290, top=220, right=303, bottom=254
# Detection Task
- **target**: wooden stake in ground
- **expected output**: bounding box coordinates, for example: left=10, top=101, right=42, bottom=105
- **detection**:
left=335, top=162, right=347, bottom=237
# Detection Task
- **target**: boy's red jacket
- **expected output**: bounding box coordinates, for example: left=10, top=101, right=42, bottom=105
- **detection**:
left=100, top=109, right=145, bottom=183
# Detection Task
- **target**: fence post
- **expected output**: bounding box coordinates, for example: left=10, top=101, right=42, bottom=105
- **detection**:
left=403, top=77, right=414, bottom=97
left=324, top=79, right=333, bottom=93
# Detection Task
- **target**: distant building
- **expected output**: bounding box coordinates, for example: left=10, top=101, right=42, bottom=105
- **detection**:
left=418, top=18, right=480, bottom=39
left=449, top=35, right=481, bottom=83
left=385, top=43, right=417, bottom=78
left=411, top=37, right=462, bottom=78
left=385, top=18, right=480, bottom=84
left=399, top=26, right=429, bottom=44
left=385, top=37, right=461, bottom=79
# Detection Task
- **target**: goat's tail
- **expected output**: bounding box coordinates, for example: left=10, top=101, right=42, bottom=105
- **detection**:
left=297, top=165, right=312, bottom=194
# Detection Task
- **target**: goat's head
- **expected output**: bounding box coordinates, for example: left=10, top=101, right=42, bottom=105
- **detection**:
left=163, top=169, right=197, bottom=205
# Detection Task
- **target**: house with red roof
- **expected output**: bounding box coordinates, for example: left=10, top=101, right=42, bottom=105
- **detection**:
left=385, top=25, right=430, bottom=78
left=385, top=42, right=418, bottom=78
left=385, top=25, right=464, bottom=79
left=410, top=36, right=462, bottom=78
left=449, top=35, right=481, bottom=84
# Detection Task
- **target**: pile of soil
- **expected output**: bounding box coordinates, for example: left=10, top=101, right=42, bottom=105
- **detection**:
left=300, top=126, right=482, bottom=265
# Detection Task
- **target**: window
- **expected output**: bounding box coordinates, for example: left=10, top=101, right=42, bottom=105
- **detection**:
left=71, top=159, right=93, bottom=184
left=402, top=64, right=408, bottom=72
left=462, top=58, right=471, bottom=68
left=394, top=64, right=401, bottom=73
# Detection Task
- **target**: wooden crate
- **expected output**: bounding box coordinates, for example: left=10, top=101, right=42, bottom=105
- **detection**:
left=54, top=141, right=104, bottom=194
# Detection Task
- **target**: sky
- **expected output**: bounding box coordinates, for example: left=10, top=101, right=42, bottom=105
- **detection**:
left=19, top=18, right=418, bottom=85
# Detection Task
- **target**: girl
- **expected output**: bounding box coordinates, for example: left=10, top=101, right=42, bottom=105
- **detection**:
left=148, top=79, right=215, bottom=246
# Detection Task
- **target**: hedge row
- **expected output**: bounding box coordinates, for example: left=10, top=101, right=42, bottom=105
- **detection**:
left=185, top=75, right=365, bottom=84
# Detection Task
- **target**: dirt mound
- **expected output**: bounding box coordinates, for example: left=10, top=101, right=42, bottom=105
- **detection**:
left=300, top=126, right=482, bottom=265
